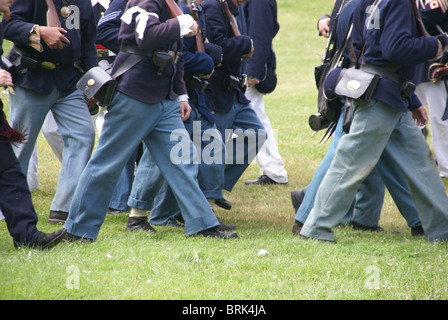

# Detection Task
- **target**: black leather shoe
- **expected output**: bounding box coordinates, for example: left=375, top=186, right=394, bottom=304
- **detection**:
left=126, top=216, right=156, bottom=232
left=48, top=210, right=68, bottom=225
left=291, top=189, right=305, bottom=213
left=64, top=233, right=95, bottom=243
left=216, top=216, right=236, bottom=231
left=291, top=220, right=303, bottom=236
left=245, top=175, right=286, bottom=185
left=215, top=198, right=232, bottom=210
left=32, top=228, right=67, bottom=250
left=350, top=221, right=384, bottom=232
left=195, top=226, right=238, bottom=239
left=411, top=225, right=424, bottom=236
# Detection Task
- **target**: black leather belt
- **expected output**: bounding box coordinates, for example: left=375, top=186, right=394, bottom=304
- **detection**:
left=360, top=64, right=416, bottom=98
left=11, top=46, right=72, bottom=71
left=120, top=44, right=154, bottom=56
left=213, top=69, right=246, bottom=89
left=359, top=64, right=404, bottom=84
left=120, top=44, right=179, bottom=60
left=120, top=44, right=180, bottom=76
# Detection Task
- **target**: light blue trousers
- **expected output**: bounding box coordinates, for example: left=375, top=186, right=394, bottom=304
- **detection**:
left=108, top=148, right=138, bottom=211
left=301, top=99, right=448, bottom=242
left=128, top=105, right=226, bottom=227
left=295, top=111, right=421, bottom=229
left=9, top=86, right=95, bottom=213
left=214, top=96, right=266, bottom=192
left=64, top=92, right=219, bottom=239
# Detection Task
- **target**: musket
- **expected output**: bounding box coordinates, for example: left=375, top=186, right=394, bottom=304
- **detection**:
left=44, top=0, right=62, bottom=28
left=409, top=0, right=429, bottom=37
left=165, top=0, right=184, bottom=17
left=217, top=0, right=240, bottom=37
left=186, top=0, right=205, bottom=52
left=320, top=0, right=348, bottom=65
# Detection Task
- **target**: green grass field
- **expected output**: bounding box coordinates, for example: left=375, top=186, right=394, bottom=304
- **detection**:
left=1, top=0, right=448, bottom=301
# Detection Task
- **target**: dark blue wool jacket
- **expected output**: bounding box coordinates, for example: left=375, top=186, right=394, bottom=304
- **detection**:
left=3, top=0, right=98, bottom=96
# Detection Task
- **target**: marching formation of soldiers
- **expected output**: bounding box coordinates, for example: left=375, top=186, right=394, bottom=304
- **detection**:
left=1, top=0, right=448, bottom=249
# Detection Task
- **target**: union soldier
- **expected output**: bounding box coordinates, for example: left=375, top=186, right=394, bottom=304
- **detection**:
left=126, top=0, right=235, bottom=231
left=0, top=0, right=66, bottom=249
left=300, top=0, right=448, bottom=243
left=242, top=0, right=288, bottom=185
left=414, top=0, right=448, bottom=178
left=63, top=0, right=238, bottom=241
left=202, top=0, right=266, bottom=198
left=3, top=0, right=98, bottom=224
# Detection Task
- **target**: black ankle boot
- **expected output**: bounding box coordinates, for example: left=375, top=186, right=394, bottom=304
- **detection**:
left=126, top=216, right=156, bottom=232
left=195, top=226, right=238, bottom=239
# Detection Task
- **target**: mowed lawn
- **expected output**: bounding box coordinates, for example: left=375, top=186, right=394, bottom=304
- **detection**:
left=1, top=0, right=448, bottom=301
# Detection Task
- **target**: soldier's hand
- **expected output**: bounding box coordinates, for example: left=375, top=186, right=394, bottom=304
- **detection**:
left=318, top=17, right=330, bottom=38
left=412, top=106, right=428, bottom=127
left=0, top=69, right=13, bottom=88
left=246, top=76, right=259, bottom=87
left=86, top=97, right=99, bottom=115
left=179, top=101, right=192, bottom=122
left=40, top=26, right=71, bottom=50
left=186, top=20, right=198, bottom=37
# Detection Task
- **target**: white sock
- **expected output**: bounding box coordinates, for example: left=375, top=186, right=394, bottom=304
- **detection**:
left=129, top=208, right=148, bottom=218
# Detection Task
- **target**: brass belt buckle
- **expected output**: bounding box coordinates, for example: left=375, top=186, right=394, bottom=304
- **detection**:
left=41, top=61, right=56, bottom=70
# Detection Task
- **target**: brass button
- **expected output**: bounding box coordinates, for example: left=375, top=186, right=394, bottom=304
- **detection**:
left=61, top=6, right=71, bottom=18
left=347, top=80, right=361, bottom=91
left=87, top=79, right=95, bottom=86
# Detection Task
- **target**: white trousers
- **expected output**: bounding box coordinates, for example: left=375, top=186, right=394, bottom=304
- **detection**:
left=245, top=86, right=288, bottom=183
left=416, top=81, right=448, bottom=178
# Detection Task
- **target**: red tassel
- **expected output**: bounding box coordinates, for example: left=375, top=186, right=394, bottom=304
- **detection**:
left=0, top=100, right=27, bottom=145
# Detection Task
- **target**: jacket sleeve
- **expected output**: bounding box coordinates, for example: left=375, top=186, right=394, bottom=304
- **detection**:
left=244, top=0, right=275, bottom=79
left=2, top=0, right=39, bottom=49
left=204, top=42, right=222, bottom=66
left=121, top=0, right=181, bottom=53
left=97, top=0, right=127, bottom=54
left=203, top=2, right=252, bottom=64
left=379, top=0, right=439, bottom=66
left=407, top=92, right=422, bottom=112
